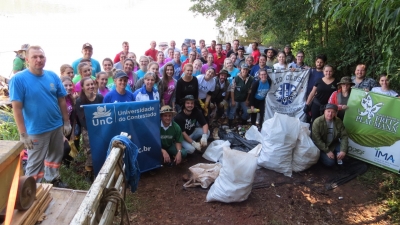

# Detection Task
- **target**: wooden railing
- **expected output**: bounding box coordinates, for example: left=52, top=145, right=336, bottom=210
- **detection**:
left=70, top=133, right=128, bottom=225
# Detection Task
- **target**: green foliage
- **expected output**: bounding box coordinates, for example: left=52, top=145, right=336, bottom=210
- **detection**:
left=0, top=107, right=19, bottom=141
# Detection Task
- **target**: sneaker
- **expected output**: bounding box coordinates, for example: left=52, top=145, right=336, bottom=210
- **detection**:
left=51, top=177, right=69, bottom=188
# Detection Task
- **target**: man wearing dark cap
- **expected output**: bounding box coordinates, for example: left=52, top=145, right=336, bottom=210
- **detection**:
left=72, top=43, right=101, bottom=77
left=103, top=70, right=135, bottom=103
left=284, top=44, right=295, bottom=64
left=160, top=105, right=186, bottom=165
left=174, top=95, right=209, bottom=153
left=228, top=64, right=254, bottom=127
left=189, top=39, right=200, bottom=54
left=235, top=46, right=246, bottom=69
left=211, top=69, right=230, bottom=121
left=311, top=104, right=348, bottom=167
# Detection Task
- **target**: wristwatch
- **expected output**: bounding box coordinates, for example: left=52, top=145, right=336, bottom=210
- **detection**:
left=177, top=149, right=182, bottom=153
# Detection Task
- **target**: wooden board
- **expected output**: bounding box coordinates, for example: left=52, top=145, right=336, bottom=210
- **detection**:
left=40, top=189, right=87, bottom=225
left=0, top=141, right=24, bottom=213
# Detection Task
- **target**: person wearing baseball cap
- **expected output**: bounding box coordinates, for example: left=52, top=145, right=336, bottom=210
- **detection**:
left=174, top=95, right=210, bottom=153
left=71, top=42, right=101, bottom=77
left=160, top=105, right=187, bottom=165
left=227, top=64, right=254, bottom=128
left=189, top=39, right=200, bottom=55
left=13, top=44, right=30, bottom=74
left=103, top=70, right=135, bottom=103
left=235, top=46, right=246, bottom=69
left=311, top=103, right=348, bottom=167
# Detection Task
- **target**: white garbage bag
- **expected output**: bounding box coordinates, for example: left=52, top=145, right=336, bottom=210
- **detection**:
left=183, top=163, right=222, bottom=188
left=257, top=113, right=300, bottom=177
left=202, top=140, right=231, bottom=162
left=292, top=123, right=320, bottom=172
left=245, top=125, right=263, bottom=143
left=206, top=147, right=258, bottom=203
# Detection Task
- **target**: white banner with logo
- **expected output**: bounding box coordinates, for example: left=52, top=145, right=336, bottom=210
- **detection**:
left=264, top=69, right=309, bottom=121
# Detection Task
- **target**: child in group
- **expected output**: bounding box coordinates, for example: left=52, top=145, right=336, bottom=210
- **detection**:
left=60, top=64, right=74, bottom=79
left=96, top=71, right=110, bottom=96
left=74, top=63, right=92, bottom=92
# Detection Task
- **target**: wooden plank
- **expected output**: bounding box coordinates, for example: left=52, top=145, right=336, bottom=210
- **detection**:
left=11, top=184, right=52, bottom=225
left=22, top=196, right=52, bottom=225
left=0, top=141, right=24, bottom=170
left=55, top=191, right=87, bottom=224
left=41, top=188, right=74, bottom=223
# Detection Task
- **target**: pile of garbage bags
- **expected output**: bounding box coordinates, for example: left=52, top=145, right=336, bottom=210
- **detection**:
left=185, top=113, right=320, bottom=203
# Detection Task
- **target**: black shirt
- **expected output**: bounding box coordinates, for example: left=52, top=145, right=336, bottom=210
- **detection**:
left=174, top=108, right=207, bottom=135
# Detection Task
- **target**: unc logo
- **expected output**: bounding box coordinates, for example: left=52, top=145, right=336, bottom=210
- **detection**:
left=92, top=105, right=113, bottom=126
left=274, top=83, right=298, bottom=105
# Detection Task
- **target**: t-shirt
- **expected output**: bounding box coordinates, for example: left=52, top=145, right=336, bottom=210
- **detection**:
left=250, top=64, right=270, bottom=79
left=371, top=87, right=399, bottom=97
left=314, top=78, right=338, bottom=104
left=180, top=54, right=188, bottom=62
left=307, top=69, right=324, bottom=98
left=13, top=57, right=26, bottom=72
left=212, top=53, right=226, bottom=73
left=106, top=77, right=114, bottom=89
left=103, top=89, right=135, bottom=103
left=9, top=69, right=67, bottom=135
left=163, top=80, right=175, bottom=105
left=201, top=64, right=217, bottom=74
left=71, top=57, right=101, bottom=77
left=326, top=120, right=334, bottom=143
left=255, top=81, right=270, bottom=100
left=174, top=108, right=207, bottom=135
left=145, top=48, right=158, bottom=61
left=98, top=87, right=110, bottom=96
left=75, top=94, right=104, bottom=129
left=197, top=75, right=216, bottom=99
left=160, top=121, right=183, bottom=149
left=273, top=63, right=287, bottom=70
left=251, top=49, right=261, bottom=65
left=72, top=75, right=96, bottom=84
left=113, top=62, right=123, bottom=70
left=175, top=76, right=199, bottom=105
left=136, top=70, right=146, bottom=79
left=66, top=96, right=73, bottom=116
left=207, top=47, right=216, bottom=54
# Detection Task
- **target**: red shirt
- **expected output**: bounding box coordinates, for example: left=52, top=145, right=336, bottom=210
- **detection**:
left=213, top=53, right=226, bottom=73
left=181, top=59, right=190, bottom=71
left=252, top=49, right=261, bottom=65
left=208, top=47, right=216, bottom=54
left=114, top=52, right=122, bottom=63
left=145, top=48, right=158, bottom=61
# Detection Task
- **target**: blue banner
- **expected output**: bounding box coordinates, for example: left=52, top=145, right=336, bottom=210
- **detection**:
left=83, top=101, right=162, bottom=175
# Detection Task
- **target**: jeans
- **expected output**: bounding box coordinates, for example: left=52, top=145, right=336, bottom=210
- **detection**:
left=319, top=143, right=341, bottom=167
left=181, top=128, right=210, bottom=154
left=227, top=101, right=249, bottom=120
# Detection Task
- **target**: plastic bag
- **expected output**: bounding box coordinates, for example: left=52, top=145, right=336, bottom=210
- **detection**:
left=245, top=125, right=263, bottom=143
left=292, top=123, right=320, bottom=172
left=206, top=147, right=258, bottom=203
left=202, top=140, right=231, bottom=162
left=219, top=129, right=260, bottom=152
left=183, top=163, right=222, bottom=188
left=257, top=113, right=300, bottom=177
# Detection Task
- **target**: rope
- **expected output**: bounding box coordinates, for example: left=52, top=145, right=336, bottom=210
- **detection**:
left=100, top=187, right=131, bottom=225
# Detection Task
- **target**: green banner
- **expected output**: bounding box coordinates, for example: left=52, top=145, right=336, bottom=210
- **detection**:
left=343, top=88, right=400, bottom=147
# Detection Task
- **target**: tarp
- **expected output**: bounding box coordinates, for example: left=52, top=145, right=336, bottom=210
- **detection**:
left=264, top=69, right=309, bottom=121
left=83, top=101, right=162, bottom=175
left=343, top=88, right=400, bottom=174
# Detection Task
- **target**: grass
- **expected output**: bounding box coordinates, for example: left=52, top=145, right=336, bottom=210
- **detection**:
left=358, top=165, right=400, bottom=223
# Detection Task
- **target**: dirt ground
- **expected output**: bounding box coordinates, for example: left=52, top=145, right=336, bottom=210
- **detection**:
left=128, top=151, right=391, bottom=225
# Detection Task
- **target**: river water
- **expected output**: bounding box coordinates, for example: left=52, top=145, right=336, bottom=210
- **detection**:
left=0, top=0, right=216, bottom=77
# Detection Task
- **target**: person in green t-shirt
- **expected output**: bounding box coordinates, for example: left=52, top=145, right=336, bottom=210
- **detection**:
left=13, top=44, right=30, bottom=74
left=160, top=105, right=186, bottom=165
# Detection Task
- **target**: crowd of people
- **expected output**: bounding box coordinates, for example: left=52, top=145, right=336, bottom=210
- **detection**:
left=9, top=38, right=398, bottom=187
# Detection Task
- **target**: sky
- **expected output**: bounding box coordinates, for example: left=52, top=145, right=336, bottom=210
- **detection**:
left=0, top=0, right=217, bottom=77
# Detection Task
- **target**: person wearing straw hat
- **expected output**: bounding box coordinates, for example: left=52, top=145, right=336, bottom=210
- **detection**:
left=13, top=44, right=30, bottom=74
left=160, top=105, right=186, bottom=165
left=328, top=76, right=355, bottom=120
